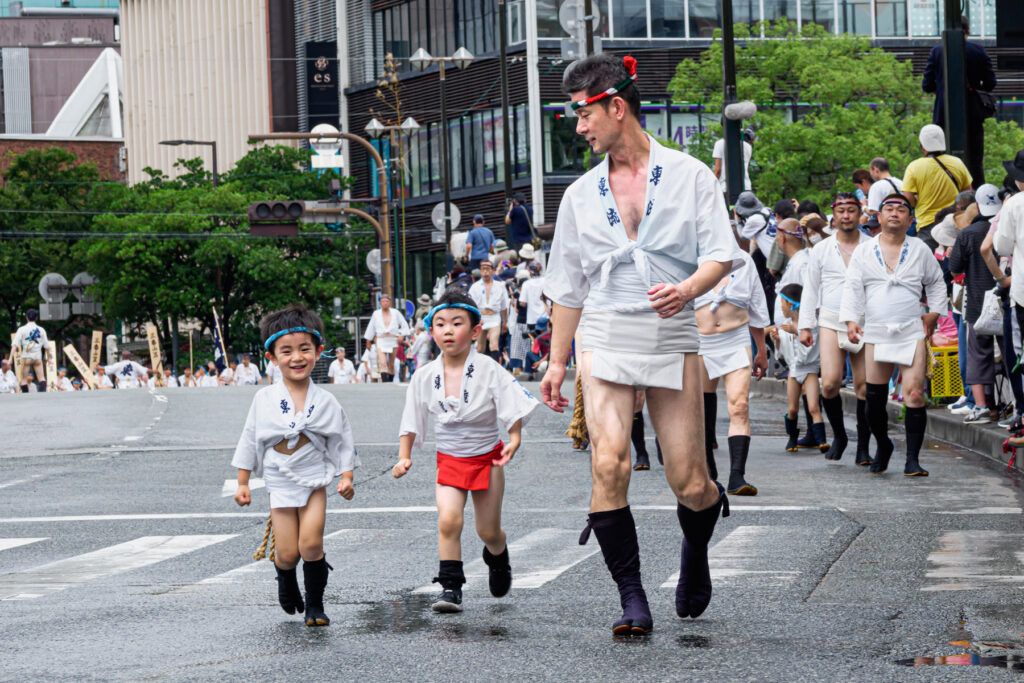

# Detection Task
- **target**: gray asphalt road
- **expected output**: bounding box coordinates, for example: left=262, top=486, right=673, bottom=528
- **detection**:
left=1, top=384, right=1022, bottom=681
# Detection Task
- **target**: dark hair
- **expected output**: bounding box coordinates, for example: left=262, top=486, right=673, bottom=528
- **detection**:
left=796, top=200, right=820, bottom=217
left=880, top=192, right=914, bottom=212
left=259, top=303, right=325, bottom=355
left=450, top=263, right=465, bottom=278
left=851, top=168, right=872, bottom=185
left=961, top=15, right=969, bottom=32
left=26, top=308, right=38, bottom=321
left=954, top=189, right=975, bottom=210
left=780, top=283, right=803, bottom=302
left=933, top=205, right=957, bottom=223
left=869, top=157, right=890, bottom=172
left=562, top=53, right=641, bottom=119
left=513, top=191, right=526, bottom=204
left=432, top=287, right=481, bottom=327
left=773, top=199, right=795, bottom=219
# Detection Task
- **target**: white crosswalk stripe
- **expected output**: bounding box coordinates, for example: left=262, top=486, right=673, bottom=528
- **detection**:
left=0, top=538, right=47, bottom=552
left=922, top=531, right=1024, bottom=591
left=660, top=525, right=801, bottom=588
left=0, top=535, right=235, bottom=600
left=412, top=528, right=600, bottom=594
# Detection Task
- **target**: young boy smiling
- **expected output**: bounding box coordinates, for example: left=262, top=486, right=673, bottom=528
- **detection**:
left=232, top=304, right=358, bottom=626
left=393, top=289, right=537, bottom=613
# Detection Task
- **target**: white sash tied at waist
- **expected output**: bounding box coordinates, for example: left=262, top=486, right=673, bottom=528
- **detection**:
left=593, top=242, right=656, bottom=314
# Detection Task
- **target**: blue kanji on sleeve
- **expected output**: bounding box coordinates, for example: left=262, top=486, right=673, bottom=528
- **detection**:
left=649, top=165, right=663, bottom=186
left=606, top=208, right=620, bottom=227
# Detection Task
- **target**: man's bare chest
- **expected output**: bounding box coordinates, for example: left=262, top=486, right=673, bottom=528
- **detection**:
left=608, top=172, right=647, bottom=240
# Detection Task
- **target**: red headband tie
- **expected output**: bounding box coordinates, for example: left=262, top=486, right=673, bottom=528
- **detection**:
left=623, top=55, right=637, bottom=77
left=831, top=197, right=860, bottom=209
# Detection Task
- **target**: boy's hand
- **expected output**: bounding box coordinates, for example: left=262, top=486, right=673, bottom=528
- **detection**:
left=337, top=476, right=355, bottom=500
left=233, top=485, right=251, bottom=507
left=493, top=441, right=518, bottom=467
left=392, top=458, right=412, bottom=478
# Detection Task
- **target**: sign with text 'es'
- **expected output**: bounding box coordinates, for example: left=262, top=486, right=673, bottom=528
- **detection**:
left=306, top=41, right=338, bottom=129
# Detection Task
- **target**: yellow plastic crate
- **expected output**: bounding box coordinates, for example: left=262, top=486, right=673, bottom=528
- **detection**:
left=930, top=345, right=963, bottom=399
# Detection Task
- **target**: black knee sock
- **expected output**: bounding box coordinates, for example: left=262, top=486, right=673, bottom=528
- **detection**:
left=865, top=383, right=890, bottom=444
left=38, top=381, right=47, bottom=393
left=630, top=411, right=648, bottom=460
left=434, top=559, right=466, bottom=591
left=703, top=393, right=718, bottom=480
left=904, top=406, right=927, bottom=459
left=856, top=398, right=869, bottom=443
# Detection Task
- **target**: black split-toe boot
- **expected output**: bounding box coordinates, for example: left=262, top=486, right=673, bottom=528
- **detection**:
left=631, top=411, right=651, bottom=471
left=855, top=398, right=873, bottom=466
left=302, top=556, right=332, bottom=627
left=811, top=422, right=829, bottom=453
left=580, top=506, right=653, bottom=636
left=903, top=406, right=929, bottom=477
left=822, top=395, right=848, bottom=461
left=796, top=396, right=817, bottom=448
left=726, top=435, right=757, bottom=496
left=275, top=564, right=305, bottom=615
left=866, top=383, right=894, bottom=473
left=482, top=545, right=512, bottom=597
left=675, top=482, right=730, bottom=619
left=784, top=414, right=800, bottom=452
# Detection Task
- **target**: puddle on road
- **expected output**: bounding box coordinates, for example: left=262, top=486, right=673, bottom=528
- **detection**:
left=676, top=635, right=711, bottom=648
left=895, top=654, right=1024, bottom=670
left=357, top=593, right=513, bottom=642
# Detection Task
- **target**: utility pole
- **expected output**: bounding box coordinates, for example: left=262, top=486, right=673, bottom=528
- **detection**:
left=499, top=0, right=513, bottom=203
left=720, top=0, right=743, bottom=205
left=941, top=0, right=968, bottom=162
left=584, top=0, right=594, bottom=55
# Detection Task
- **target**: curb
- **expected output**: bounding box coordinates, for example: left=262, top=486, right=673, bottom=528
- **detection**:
left=749, top=378, right=1022, bottom=473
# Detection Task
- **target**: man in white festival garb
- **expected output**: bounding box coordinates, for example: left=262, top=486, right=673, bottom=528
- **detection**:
left=234, top=355, right=262, bottom=386
left=0, top=359, right=17, bottom=394
left=694, top=251, right=770, bottom=496
left=408, top=321, right=433, bottom=372
left=519, top=262, right=548, bottom=328
left=540, top=54, right=738, bottom=636
left=840, top=194, right=946, bottom=477
left=363, top=293, right=410, bottom=384
left=104, top=351, right=149, bottom=390
left=9, top=309, right=49, bottom=393
left=992, top=150, right=1024, bottom=337
left=94, top=365, right=114, bottom=389
left=799, top=192, right=873, bottom=466
left=265, top=361, right=282, bottom=385
left=327, top=348, right=357, bottom=384
left=469, top=260, right=509, bottom=362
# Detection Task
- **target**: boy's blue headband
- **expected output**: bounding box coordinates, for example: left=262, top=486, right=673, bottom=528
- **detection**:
left=779, top=293, right=800, bottom=310
left=424, top=303, right=481, bottom=330
left=263, top=326, right=323, bottom=351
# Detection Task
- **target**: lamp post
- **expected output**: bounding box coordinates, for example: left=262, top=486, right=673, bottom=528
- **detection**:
left=364, top=115, right=421, bottom=303
left=159, top=139, right=219, bottom=186
left=409, top=46, right=474, bottom=268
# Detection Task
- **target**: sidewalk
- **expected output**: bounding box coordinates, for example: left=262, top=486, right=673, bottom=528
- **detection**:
left=749, top=378, right=1023, bottom=474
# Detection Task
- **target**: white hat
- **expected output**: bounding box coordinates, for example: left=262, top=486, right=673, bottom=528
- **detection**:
left=518, top=243, right=536, bottom=259
left=919, top=124, right=946, bottom=153
left=516, top=270, right=530, bottom=281
left=931, top=213, right=959, bottom=248
left=975, top=183, right=1002, bottom=217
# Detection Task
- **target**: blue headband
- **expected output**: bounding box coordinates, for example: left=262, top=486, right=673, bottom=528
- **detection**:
left=424, top=303, right=481, bottom=330
left=779, top=293, right=800, bottom=310
left=263, top=326, right=323, bottom=351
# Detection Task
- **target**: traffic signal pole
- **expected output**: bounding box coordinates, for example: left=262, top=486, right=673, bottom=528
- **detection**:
left=941, top=0, right=968, bottom=163
left=721, top=0, right=743, bottom=206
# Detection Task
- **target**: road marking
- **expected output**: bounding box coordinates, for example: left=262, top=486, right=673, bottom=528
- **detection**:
left=633, top=505, right=819, bottom=512
left=220, top=478, right=265, bottom=498
left=660, top=525, right=801, bottom=588
left=937, top=507, right=1023, bottom=515
left=0, top=478, right=34, bottom=490
left=0, top=535, right=236, bottom=600
left=122, top=436, right=142, bottom=442
left=922, top=530, right=1024, bottom=591
left=0, top=538, right=47, bottom=552
left=413, top=528, right=600, bottom=594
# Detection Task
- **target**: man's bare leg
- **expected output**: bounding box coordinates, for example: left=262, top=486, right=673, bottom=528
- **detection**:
left=578, top=352, right=653, bottom=635
left=647, top=352, right=729, bottom=619
left=864, top=344, right=897, bottom=473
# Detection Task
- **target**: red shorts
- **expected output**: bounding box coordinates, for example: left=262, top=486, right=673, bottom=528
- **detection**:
left=436, top=441, right=504, bottom=491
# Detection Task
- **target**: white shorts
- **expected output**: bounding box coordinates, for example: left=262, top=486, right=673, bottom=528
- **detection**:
left=580, top=309, right=697, bottom=391
left=699, top=326, right=751, bottom=380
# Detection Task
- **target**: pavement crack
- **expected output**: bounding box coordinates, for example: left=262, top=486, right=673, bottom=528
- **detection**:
left=802, top=511, right=866, bottom=604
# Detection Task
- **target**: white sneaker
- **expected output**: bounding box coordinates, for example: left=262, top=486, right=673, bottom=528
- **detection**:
left=998, top=413, right=1020, bottom=429
left=963, top=406, right=992, bottom=424
left=950, top=402, right=975, bottom=416
left=947, top=396, right=968, bottom=412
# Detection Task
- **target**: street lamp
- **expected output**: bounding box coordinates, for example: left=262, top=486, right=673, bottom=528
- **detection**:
left=159, top=139, right=219, bottom=187
left=408, top=47, right=474, bottom=266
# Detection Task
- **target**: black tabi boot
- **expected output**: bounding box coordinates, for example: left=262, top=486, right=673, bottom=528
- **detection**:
left=579, top=506, right=653, bottom=635
left=822, top=394, right=848, bottom=461
left=631, top=412, right=650, bottom=471
left=274, top=564, right=305, bottom=615
left=380, top=373, right=393, bottom=383
left=37, top=381, right=47, bottom=393
left=302, top=556, right=332, bottom=627
left=431, top=559, right=466, bottom=613
left=655, top=438, right=663, bottom=465
left=703, top=393, right=718, bottom=479
left=855, top=398, right=872, bottom=466
left=811, top=422, right=829, bottom=453
left=796, top=395, right=817, bottom=448
left=903, top=406, right=929, bottom=477
left=482, top=545, right=512, bottom=597
left=784, top=414, right=799, bottom=452
left=865, top=383, right=894, bottom=474
left=19, top=384, right=28, bottom=393
left=726, top=435, right=757, bottom=496
left=676, top=482, right=730, bottom=619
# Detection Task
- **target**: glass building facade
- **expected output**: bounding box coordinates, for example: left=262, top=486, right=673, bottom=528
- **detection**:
left=1, top=0, right=118, bottom=15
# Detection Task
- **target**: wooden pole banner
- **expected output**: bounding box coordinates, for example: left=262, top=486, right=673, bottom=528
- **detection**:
left=45, top=341, right=58, bottom=391
left=10, top=333, right=22, bottom=384
left=145, top=323, right=165, bottom=387
left=89, top=330, right=103, bottom=369
left=64, top=344, right=97, bottom=390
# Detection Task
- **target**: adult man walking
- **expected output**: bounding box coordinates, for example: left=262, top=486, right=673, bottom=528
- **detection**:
left=327, top=348, right=357, bottom=384
left=902, top=124, right=972, bottom=248
left=234, top=354, right=261, bottom=385
left=922, top=16, right=996, bottom=187
left=468, top=259, right=509, bottom=362
left=9, top=309, right=49, bottom=393
left=541, top=54, right=738, bottom=636
left=841, top=194, right=946, bottom=477
left=799, top=193, right=872, bottom=465
left=464, top=214, right=495, bottom=270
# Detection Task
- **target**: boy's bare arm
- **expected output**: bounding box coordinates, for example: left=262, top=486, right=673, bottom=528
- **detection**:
left=234, top=469, right=251, bottom=506
left=494, top=419, right=523, bottom=466
left=392, top=433, right=415, bottom=478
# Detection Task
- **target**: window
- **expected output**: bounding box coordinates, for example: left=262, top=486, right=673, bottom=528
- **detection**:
left=688, top=0, right=721, bottom=37
left=801, top=0, right=836, bottom=33
left=650, top=0, right=687, bottom=38
left=612, top=0, right=647, bottom=38
left=839, top=0, right=872, bottom=35
left=374, top=0, right=497, bottom=74
left=874, top=0, right=907, bottom=37
left=763, top=0, right=797, bottom=23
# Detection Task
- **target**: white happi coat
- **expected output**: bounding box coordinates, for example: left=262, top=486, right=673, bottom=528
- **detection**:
left=364, top=308, right=411, bottom=354
left=327, top=358, right=356, bottom=384
left=104, top=361, right=148, bottom=389
left=231, top=381, right=358, bottom=508
left=399, top=348, right=538, bottom=458
left=544, top=135, right=740, bottom=390
left=0, top=369, right=17, bottom=393
left=234, top=363, right=261, bottom=385
left=469, top=278, right=510, bottom=330
left=798, top=232, right=870, bottom=334
left=839, top=235, right=946, bottom=365
left=12, top=322, right=48, bottom=361
left=408, top=331, right=433, bottom=368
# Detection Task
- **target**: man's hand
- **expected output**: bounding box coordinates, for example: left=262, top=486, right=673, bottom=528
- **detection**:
left=392, top=458, right=412, bottom=478
left=752, top=350, right=768, bottom=380
left=540, top=362, right=569, bottom=412
left=799, top=329, right=814, bottom=347
left=767, top=325, right=779, bottom=342
left=780, top=321, right=796, bottom=335
left=847, top=321, right=863, bottom=344
left=648, top=282, right=690, bottom=318
left=922, top=312, right=939, bottom=339
left=337, top=474, right=355, bottom=500
left=233, top=485, right=251, bottom=507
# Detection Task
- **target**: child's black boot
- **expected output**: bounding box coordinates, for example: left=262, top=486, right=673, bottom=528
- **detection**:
left=275, top=564, right=304, bottom=615
left=482, top=545, right=512, bottom=597
left=784, top=414, right=799, bottom=452
left=303, top=556, right=332, bottom=627
left=811, top=422, right=829, bottom=453
left=431, top=559, right=465, bottom=613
